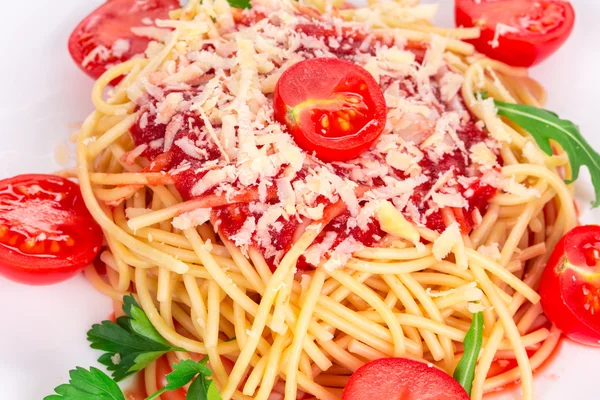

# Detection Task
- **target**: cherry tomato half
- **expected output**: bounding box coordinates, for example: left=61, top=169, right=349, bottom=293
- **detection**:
left=155, top=356, right=187, bottom=400
left=68, top=0, right=179, bottom=80
left=455, top=0, right=575, bottom=67
left=273, top=58, right=387, bottom=162
left=539, top=225, right=600, bottom=346
left=0, top=175, right=103, bottom=285
left=342, top=358, right=469, bottom=400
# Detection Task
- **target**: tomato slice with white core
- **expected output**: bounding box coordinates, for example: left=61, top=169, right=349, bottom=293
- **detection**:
left=342, top=358, right=469, bottom=400
left=539, top=225, right=600, bottom=346
left=273, top=58, right=387, bottom=162
left=455, top=0, right=575, bottom=67
left=68, top=0, right=179, bottom=80
left=0, top=174, right=103, bottom=285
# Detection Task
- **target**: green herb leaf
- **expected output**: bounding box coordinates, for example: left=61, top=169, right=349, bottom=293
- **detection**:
left=43, top=367, right=125, bottom=400
left=166, top=358, right=212, bottom=389
left=146, top=358, right=220, bottom=400
left=87, top=294, right=180, bottom=381
left=206, top=381, right=221, bottom=400
left=186, top=370, right=221, bottom=400
left=45, top=360, right=222, bottom=400
left=494, top=99, right=600, bottom=207
left=453, top=312, right=484, bottom=396
left=124, top=295, right=172, bottom=347
left=54, top=296, right=223, bottom=399
left=228, top=0, right=251, bottom=9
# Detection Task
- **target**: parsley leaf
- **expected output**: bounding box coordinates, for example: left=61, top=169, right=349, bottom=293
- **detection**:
left=453, top=312, right=483, bottom=396
left=51, top=296, right=222, bottom=399
left=124, top=295, right=172, bottom=347
left=146, top=358, right=221, bottom=400
left=45, top=360, right=222, bottom=400
left=43, top=367, right=125, bottom=400
left=228, top=0, right=251, bottom=9
left=186, top=370, right=221, bottom=400
left=88, top=294, right=183, bottom=381
left=494, top=99, right=600, bottom=207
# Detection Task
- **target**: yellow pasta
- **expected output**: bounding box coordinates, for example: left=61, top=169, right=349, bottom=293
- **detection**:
left=75, top=1, right=575, bottom=399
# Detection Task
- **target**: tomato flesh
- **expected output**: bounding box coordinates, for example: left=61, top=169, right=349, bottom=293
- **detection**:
left=539, top=225, right=600, bottom=346
left=342, top=358, right=469, bottom=400
left=0, top=174, right=102, bottom=285
left=155, top=356, right=187, bottom=400
left=68, top=0, right=179, bottom=80
left=273, top=58, right=387, bottom=162
left=455, top=0, right=575, bottom=67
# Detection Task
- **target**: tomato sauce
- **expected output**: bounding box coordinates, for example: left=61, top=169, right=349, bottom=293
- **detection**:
left=123, top=372, right=147, bottom=400
left=126, top=13, right=498, bottom=272
left=293, top=22, right=497, bottom=234
left=486, top=335, right=565, bottom=398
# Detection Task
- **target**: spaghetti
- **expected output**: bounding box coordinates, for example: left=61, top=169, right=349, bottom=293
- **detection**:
left=75, top=1, right=575, bottom=399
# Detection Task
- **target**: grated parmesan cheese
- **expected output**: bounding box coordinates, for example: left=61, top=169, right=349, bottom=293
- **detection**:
left=116, top=0, right=510, bottom=267
left=469, top=142, right=497, bottom=169
left=376, top=201, right=419, bottom=243
left=488, top=23, right=519, bottom=49
left=433, top=222, right=461, bottom=261
left=477, top=243, right=501, bottom=261
left=172, top=208, right=211, bottom=230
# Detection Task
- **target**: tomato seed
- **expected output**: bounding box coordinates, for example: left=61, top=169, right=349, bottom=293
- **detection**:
left=50, top=241, right=61, bottom=253
left=8, top=235, right=18, bottom=246
left=338, top=118, right=350, bottom=131
left=23, top=238, right=36, bottom=250
left=338, top=111, right=350, bottom=121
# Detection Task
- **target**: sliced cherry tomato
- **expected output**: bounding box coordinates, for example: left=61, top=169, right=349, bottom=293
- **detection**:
left=455, top=0, right=575, bottom=67
left=273, top=58, right=387, bottom=162
left=539, top=225, right=600, bottom=346
left=0, top=174, right=102, bottom=285
left=342, top=358, right=469, bottom=400
left=155, top=356, right=187, bottom=400
left=68, top=0, right=179, bottom=80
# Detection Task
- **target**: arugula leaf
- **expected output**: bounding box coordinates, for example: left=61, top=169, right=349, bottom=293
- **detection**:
left=43, top=367, right=125, bottom=400
left=227, top=0, right=251, bottom=9
left=453, top=312, right=484, bottom=396
left=494, top=99, right=600, bottom=207
left=146, top=358, right=221, bottom=400
left=88, top=294, right=182, bottom=381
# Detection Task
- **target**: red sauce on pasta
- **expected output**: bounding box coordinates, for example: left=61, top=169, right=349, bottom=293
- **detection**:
left=126, top=11, right=498, bottom=270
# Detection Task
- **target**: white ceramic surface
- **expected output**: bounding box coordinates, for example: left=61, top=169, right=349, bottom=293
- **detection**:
left=0, top=0, right=599, bottom=398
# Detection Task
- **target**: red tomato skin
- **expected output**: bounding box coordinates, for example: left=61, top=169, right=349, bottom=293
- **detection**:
left=156, top=356, right=187, bottom=400
left=273, top=58, right=387, bottom=162
left=455, top=0, right=575, bottom=67
left=0, top=174, right=103, bottom=285
left=539, top=225, right=600, bottom=346
left=68, top=0, right=179, bottom=80
left=342, top=358, right=469, bottom=400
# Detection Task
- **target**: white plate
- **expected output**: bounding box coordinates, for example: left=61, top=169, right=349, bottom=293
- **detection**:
left=0, top=0, right=599, bottom=398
